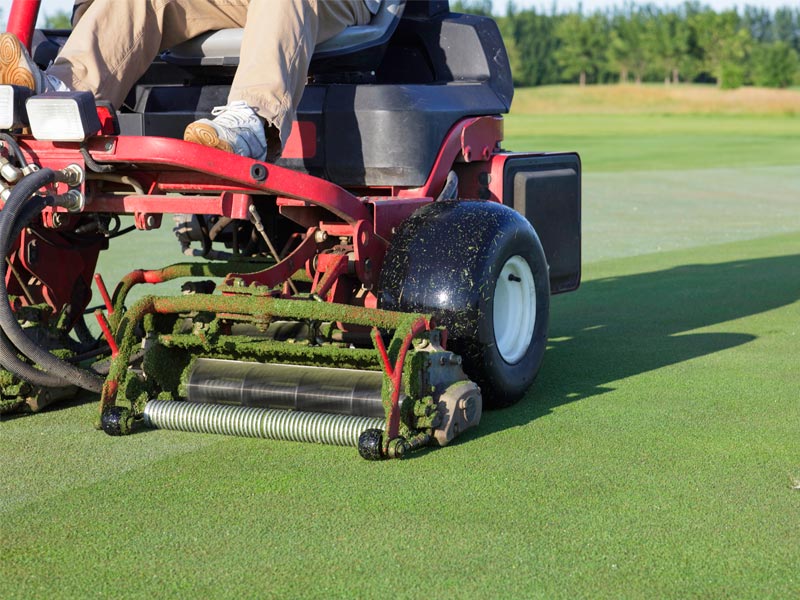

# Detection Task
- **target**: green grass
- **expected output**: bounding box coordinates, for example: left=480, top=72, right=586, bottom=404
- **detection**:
left=506, top=85, right=800, bottom=173
left=504, top=114, right=800, bottom=172
left=2, top=85, right=800, bottom=598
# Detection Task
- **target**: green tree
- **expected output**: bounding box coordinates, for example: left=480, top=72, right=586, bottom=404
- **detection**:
left=742, top=6, right=775, bottom=43
left=502, top=5, right=561, bottom=86
left=608, top=6, right=653, bottom=83
left=750, top=41, right=799, bottom=87
left=649, top=8, right=691, bottom=83
left=772, top=7, right=800, bottom=53
left=44, top=10, right=72, bottom=29
left=555, top=12, right=608, bottom=86
left=692, top=9, right=752, bottom=88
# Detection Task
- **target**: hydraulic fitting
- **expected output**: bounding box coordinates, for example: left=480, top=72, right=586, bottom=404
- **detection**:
left=59, top=163, right=85, bottom=187
left=53, top=189, right=86, bottom=213
left=0, top=157, right=22, bottom=183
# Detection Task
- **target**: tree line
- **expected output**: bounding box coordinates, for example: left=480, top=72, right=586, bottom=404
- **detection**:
left=454, top=1, right=800, bottom=89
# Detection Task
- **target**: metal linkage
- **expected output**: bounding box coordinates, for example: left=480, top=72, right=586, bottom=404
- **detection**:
left=144, top=400, right=384, bottom=447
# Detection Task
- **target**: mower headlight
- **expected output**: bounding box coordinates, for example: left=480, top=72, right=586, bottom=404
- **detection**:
left=0, top=85, right=32, bottom=130
left=26, top=91, right=101, bottom=141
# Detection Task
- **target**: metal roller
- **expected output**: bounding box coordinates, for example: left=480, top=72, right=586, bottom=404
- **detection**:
left=186, top=358, right=385, bottom=418
left=144, top=400, right=385, bottom=447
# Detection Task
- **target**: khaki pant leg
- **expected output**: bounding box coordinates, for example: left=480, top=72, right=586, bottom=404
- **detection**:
left=230, top=0, right=371, bottom=147
left=49, top=0, right=249, bottom=108
left=71, top=0, right=95, bottom=26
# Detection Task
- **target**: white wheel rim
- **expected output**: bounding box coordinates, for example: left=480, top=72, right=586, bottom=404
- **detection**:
left=492, top=255, right=536, bottom=364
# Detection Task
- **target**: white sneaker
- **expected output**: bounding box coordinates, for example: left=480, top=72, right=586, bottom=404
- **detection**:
left=183, top=101, right=268, bottom=161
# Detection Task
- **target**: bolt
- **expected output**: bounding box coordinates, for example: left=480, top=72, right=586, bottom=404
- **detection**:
left=145, top=215, right=156, bottom=229
left=314, top=230, right=328, bottom=243
left=439, top=355, right=448, bottom=366
left=60, top=189, right=85, bottom=212
left=104, top=141, right=114, bottom=152
left=60, top=164, right=85, bottom=187
left=51, top=212, right=66, bottom=227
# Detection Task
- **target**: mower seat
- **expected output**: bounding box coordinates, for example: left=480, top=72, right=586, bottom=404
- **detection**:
left=162, top=0, right=405, bottom=70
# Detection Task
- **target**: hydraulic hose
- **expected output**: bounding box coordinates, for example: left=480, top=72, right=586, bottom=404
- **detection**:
left=0, top=133, right=29, bottom=168
left=0, top=168, right=104, bottom=392
left=0, top=196, right=68, bottom=387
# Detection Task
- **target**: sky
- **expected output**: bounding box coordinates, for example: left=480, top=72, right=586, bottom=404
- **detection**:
left=1, top=0, right=795, bottom=28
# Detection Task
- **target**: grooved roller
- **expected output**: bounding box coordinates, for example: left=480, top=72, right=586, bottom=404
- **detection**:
left=186, top=358, right=385, bottom=418
left=143, top=400, right=385, bottom=447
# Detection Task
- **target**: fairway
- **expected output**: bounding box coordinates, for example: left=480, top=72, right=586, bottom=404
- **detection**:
left=3, top=85, right=799, bottom=598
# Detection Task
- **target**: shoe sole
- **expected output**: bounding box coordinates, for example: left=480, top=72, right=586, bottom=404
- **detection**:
left=0, top=33, right=36, bottom=90
left=184, top=122, right=234, bottom=154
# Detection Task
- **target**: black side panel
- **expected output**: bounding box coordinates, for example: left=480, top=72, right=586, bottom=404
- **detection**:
left=379, top=14, right=512, bottom=108
left=503, top=153, right=582, bottom=294
left=323, top=83, right=506, bottom=185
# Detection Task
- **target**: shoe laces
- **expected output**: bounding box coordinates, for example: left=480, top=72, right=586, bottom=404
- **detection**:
left=210, top=101, right=257, bottom=128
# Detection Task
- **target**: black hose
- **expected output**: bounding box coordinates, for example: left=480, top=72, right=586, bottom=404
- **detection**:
left=80, top=146, right=115, bottom=173
left=71, top=314, right=96, bottom=344
left=0, top=197, right=68, bottom=387
left=0, top=168, right=104, bottom=392
left=0, top=133, right=28, bottom=168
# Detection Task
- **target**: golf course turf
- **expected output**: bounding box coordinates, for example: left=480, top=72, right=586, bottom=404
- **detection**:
left=2, top=85, right=799, bottom=598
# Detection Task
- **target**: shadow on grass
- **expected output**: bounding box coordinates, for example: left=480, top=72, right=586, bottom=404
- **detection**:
left=477, top=253, right=800, bottom=435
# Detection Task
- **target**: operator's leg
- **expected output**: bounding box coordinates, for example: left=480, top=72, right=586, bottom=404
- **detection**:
left=70, top=0, right=96, bottom=27
left=48, top=0, right=249, bottom=108
left=227, top=0, right=372, bottom=149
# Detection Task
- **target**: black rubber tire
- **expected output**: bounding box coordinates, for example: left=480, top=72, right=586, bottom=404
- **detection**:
left=101, top=406, right=133, bottom=436
left=358, top=428, right=385, bottom=461
left=379, top=201, right=550, bottom=408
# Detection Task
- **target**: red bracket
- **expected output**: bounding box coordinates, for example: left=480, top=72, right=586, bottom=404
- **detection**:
left=95, top=309, right=118, bottom=357
left=372, top=316, right=431, bottom=442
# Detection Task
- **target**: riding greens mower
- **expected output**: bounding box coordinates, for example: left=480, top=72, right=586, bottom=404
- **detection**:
left=0, top=0, right=580, bottom=459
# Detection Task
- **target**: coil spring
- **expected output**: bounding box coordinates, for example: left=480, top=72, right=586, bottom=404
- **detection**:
left=144, top=400, right=385, bottom=447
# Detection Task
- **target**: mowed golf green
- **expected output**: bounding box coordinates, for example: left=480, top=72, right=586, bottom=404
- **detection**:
left=2, top=85, right=799, bottom=598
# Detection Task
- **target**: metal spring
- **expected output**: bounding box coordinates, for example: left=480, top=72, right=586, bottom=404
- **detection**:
left=143, top=400, right=385, bottom=447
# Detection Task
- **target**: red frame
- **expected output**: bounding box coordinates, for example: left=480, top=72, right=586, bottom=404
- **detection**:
left=7, top=0, right=41, bottom=51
